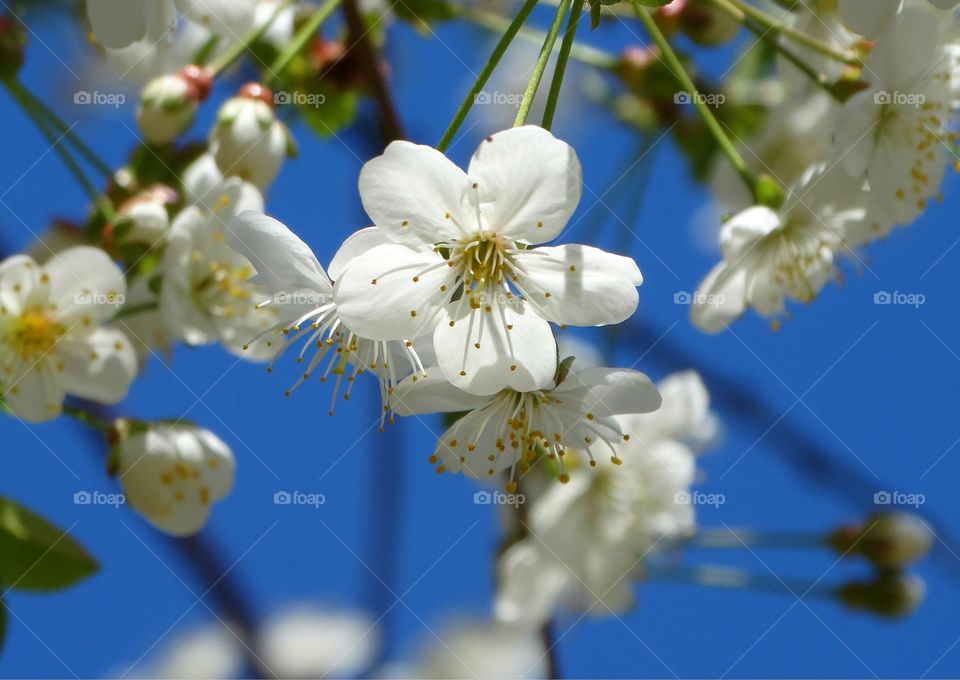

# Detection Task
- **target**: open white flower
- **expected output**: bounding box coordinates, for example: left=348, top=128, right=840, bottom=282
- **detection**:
left=210, top=83, right=293, bottom=191
left=114, top=422, right=235, bottom=536
left=391, top=364, right=661, bottom=486
left=257, top=605, right=379, bottom=679
left=0, top=247, right=136, bottom=423
left=335, top=126, right=643, bottom=396
left=834, top=6, right=959, bottom=227
left=496, top=371, right=713, bottom=626
left=160, top=178, right=277, bottom=356
left=692, top=165, right=865, bottom=332
left=226, top=213, right=426, bottom=423
left=839, top=0, right=958, bottom=39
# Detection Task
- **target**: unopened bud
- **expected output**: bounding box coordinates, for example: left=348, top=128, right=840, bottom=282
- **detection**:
left=0, top=15, right=26, bottom=79
left=678, top=0, right=740, bottom=46
left=830, top=512, right=934, bottom=569
left=838, top=572, right=925, bottom=618
left=137, top=66, right=211, bottom=145
left=108, top=184, right=178, bottom=248
left=209, top=83, right=293, bottom=190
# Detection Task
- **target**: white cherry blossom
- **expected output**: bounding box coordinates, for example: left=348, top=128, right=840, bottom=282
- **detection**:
left=226, top=214, right=427, bottom=423
left=391, top=364, right=661, bottom=486
left=114, top=422, right=235, bottom=536
left=496, top=371, right=713, bottom=626
left=335, top=126, right=643, bottom=396
left=834, top=7, right=959, bottom=228
left=159, top=178, right=277, bottom=356
left=0, top=247, right=136, bottom=423
left=692, top=165, right=866, bottom=332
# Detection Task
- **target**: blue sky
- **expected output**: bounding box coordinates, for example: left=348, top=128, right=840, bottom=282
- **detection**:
left=2, top=4, right=960, bottom=678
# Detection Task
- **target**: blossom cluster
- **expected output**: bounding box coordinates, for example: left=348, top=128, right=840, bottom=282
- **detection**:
left=695, top=0, right=960, bottom=331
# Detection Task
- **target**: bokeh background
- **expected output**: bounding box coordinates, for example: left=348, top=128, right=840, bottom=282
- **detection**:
left=2, top=2, right=960, bottom=677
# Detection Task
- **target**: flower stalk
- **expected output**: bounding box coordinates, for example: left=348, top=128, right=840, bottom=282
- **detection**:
left=541, top=0, right=586, bottom=130
left=514, top=0, right=572, bottom=127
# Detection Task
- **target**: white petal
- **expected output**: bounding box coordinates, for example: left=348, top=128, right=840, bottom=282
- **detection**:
left=43, top=247, right=126, bottom=324
left=434, top=399, right=517, bottom=478
left=334, top=243, right=449, bottom=341
left=834, top=90, right=880, bottom=179
left=468, top=126, right=582, bottom=243
left=182, top=153, right=225, bottom=205
left=0, top=255, right=40, bottom=314
left=690, top=261, right=748, bottom=333
left=838, top=0, right=899, bottom=38
left=868, top=6, right=939, bottom=84
left=390, top=370, right=490, bottom=416
left=226, top=212, right=331, bottom=294
left=2, top=361, right=65, bottom=423
left=58, top=328, right=137, bottom=404
left=327, top=227, right=392, bottom=281
left=555, top=367, right=662, bottom=416
left=719, top=206, right=780, bottom=261
left=495, top=542, right=571, bottom=627
left=358, top=140, right=475, bottom=245
left=173, top=0, right=257, bottom=35
left=434, top=297, right=557, bottom=395
left=87, top=0, right=148, bottom=49
left=513, top=245, right=641, bottom=326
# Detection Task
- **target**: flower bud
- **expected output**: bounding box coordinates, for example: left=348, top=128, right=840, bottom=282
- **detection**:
left=111, top=421, right=235, bottom=536
left=137, top=65, right=211, bottom=146
left=830, top=512, right=934, bottom=569
left=677, top=0, right=740, bottom=46
left=0, top=15, right=26, bottom=79
left=838, top=572, right=925, bottom=618
left=108, top=184, right=178, bottom=248
left=209, top=83, right=294, bottom=190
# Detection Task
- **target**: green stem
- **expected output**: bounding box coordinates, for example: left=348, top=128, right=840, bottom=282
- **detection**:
left=15, top=82, right=114, bottom=179
left=62, top=404, right=114, bottom=434
left=514, top=0, right=572, bottom=127
left=3, top=79, right=116, bottom=221
left=267, top=0, right=343, bottom=84
left=436, top=0, right=540, bottom=152
left=541, top=0, right=585, bottom=130
left=113, top=301, right=159, bottom=320
left=723, top=0, right=859, bottom=65
left=645, top=563, right=838, bottom=599
left=208, top=0, right=293, bottom=76
left=457, top=5, right=616, bottom=70
left=686, top=528, right=828, bottom=550
left=631, top=1, right=756, bottom=198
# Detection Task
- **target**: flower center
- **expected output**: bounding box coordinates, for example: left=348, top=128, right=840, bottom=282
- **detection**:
left=7, top=309, right=65, bottom=360
left=192, top=251, right=257, bottom=320
left=455, top=232, right=511, bottom=290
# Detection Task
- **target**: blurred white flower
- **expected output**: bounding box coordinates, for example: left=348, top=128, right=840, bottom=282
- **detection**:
left=839, top=0, right=958, bottom=39
left=210, top=84, right=294, bottom=191
left=114, top=421, right=235, bottom=536
left=496, top=371, right=714, bottom=626
left=336, top=126, right=643, bottom=396
left=226, top=214, right=426, bottom=422
left=391, top=365, right=661, bottom=485
left=257, top=605, right=379, bottom=678
left=130, top=622, right=243, bottom=679
left=834, top=6, right=959, bottom=230
left=86, top=0, right=175, bottom=50
left=0, top=247, right=136, bottom=423
left=399, top=619, right=546, bottom=680
left=692, top=165, right=865, bottom=332
left=159, top=179, right=277, bottom=356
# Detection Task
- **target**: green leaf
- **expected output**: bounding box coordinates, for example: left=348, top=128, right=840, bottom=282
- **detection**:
left=0, top=498, right=98, bottom=592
